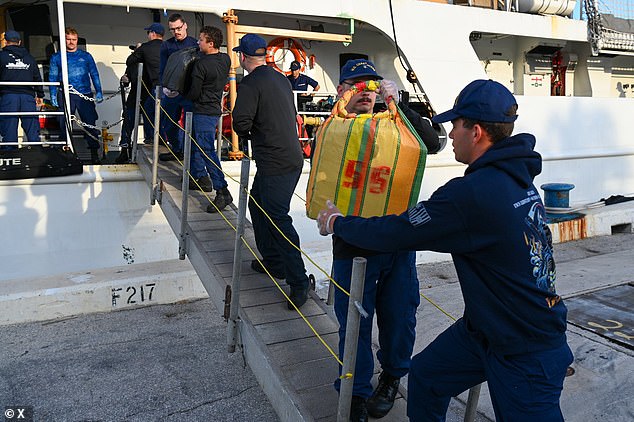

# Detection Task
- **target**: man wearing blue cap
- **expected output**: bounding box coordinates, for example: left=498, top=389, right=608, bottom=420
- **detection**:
left=317, top=79, right=573, bottom=421
left=0, top=30, right=44, bottom=149
left=287, top=60, right=320, bottom=103
left=231, top=33, right=311, bottom=310
left=116, top=22, right=164, bottom=163
left=327, top=58, right=440, bottom=422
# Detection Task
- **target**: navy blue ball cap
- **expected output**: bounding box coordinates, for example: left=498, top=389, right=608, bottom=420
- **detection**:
left=144, top=23, right=165, bottom=36
left=233, top=33, right=267, bottom=56
left=4, top=30, right=21, bottom=42
left=339, top=59, right=382, bottom=84
left=290, top=60, right=301, bottom=71
left=432, top=79, right=518, bottom=124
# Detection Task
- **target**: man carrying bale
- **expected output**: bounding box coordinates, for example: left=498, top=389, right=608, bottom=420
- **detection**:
left=313, top=59, right=440, bottom=421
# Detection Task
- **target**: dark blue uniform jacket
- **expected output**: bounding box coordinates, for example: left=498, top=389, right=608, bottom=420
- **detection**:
left=0, top=45, right=44, bottom=97
left=287, top=73, right=318, bottom=91
left=333, top=133, right=568, bottom=355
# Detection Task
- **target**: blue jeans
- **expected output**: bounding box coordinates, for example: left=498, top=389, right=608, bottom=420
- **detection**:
left=160, top=93, right=192, bottom=153
left=57, top=92, right=100, bottom=149
left=0, top=93, right=40, bottom=149
left=191, top=114, right=227, bottom=189
left=408, top=318, right=573, bottom=422
left=333, top=251, right=419, bottom=398
left=248, top=168, right=308, bottom=290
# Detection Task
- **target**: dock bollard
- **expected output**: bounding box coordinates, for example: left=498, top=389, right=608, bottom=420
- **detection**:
left=541, top=183, right=575, bottom=209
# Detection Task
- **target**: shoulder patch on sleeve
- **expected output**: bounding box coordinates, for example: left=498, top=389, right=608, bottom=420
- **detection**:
left=408, top=202, right=431, bottom=227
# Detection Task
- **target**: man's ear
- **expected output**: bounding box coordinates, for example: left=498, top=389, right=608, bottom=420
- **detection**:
left=472, top=123, right=483, bottom=144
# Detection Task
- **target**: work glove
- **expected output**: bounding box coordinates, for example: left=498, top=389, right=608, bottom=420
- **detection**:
left=51, top=95, right=59, bottom=108
left=96, top=92, right=104, bottom=103
left=317, top=200, right=343, bottom=236
left=163, top=87, right=179, bottom=98
left=379, top=79, right=399, bottom=104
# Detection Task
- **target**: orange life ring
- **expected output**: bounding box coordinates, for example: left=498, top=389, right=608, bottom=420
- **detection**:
left=266, top=37, right=307, bottom=76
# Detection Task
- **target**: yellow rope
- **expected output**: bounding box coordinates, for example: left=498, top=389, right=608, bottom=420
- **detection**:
left=141, top=79, right=350, bottom=297
left=138, top=89, right=345, bottom=367
left=419, top=291, right=457, bottom=322
left=138, top=79, right=458, bottom=371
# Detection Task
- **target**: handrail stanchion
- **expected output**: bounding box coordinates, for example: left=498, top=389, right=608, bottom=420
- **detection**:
left=130, top=62, right=143, bottom=163
left=151, top=86, right=161, bottom=205
left=216, top=113, right=224, bottom=161
left=337, top=257, right=367, bottom=422
left=464, top=384, right=482, bottom=422
left=227, top=157, right=251, bottom=353
left=326, top=265, right=336, bottom=306
left=56, top=0, right=73, bottom=152
left=178, top=112, right=193, bottom=260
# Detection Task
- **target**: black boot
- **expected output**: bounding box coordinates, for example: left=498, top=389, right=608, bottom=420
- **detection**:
left=90, top=148, right=101, bottom=165
left=159, top=151, right=184, bottom=162
left=286, top=286, right=308, bottom=310
left=250, top=259, right=285, bottom=279
left=206, top=188, right=233, bottom=213
left=366, top=371, right=400, bottom=418
left=189, top=176, right=213, bottom=192
left=350, top=396, right=368, bottom=422
left=115, top=147, right=130, bottom=164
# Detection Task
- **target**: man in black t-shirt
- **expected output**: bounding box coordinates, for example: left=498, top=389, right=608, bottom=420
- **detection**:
left=232, top=33, right=310, bottom=310
left=184, top=26, right=232, bottom=212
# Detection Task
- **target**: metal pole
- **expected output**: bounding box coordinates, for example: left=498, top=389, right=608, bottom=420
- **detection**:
left=223, top=10, right=241, bottom=157
left=179, top=112, right=193, bottom=260
left=216, top=113, right=224, bottom=160
left=337, top=257, right=367, bottom=422
left=326, top=264, right=335, bottom=306
left=56, top=0, right=73, bottom=151
left=130, top=62, right=143, bottom=162
left=227, top=158, right=251, bottom=353
left=151, top=86, right=161, bottom=205
left=464, top=384, right=482, bottom=422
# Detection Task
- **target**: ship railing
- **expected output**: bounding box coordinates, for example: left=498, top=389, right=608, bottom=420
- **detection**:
left=584, top=0, right=634, bottom=55
left=0, top=81, right=66, bottom=147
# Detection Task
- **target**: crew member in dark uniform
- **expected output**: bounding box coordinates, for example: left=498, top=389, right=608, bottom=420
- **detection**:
left=116, top=22, right=164, bottom=163
left=287, top=60, right=320, bottom=111
left=0, top=30, right=44, bottom=149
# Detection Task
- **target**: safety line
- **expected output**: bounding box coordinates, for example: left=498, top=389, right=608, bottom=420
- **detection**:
left=419, top=291, right=456, bottom=322
left=140, top=79, right=350, bottom=297
left=139, top=105, right=344, bottom=366
left=141, top=81, right=460, bottom=327
left=139, top=80, right=459, bottom=373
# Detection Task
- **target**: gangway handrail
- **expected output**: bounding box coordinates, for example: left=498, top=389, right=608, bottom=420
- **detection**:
left=0, top=81, right=60, bottom=86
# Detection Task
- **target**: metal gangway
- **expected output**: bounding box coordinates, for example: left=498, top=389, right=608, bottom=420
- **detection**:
left=127, top=74, right=482, bottom=420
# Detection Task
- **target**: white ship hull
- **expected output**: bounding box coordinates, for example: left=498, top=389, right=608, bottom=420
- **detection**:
left=1, top=0, right=633, bottom=307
